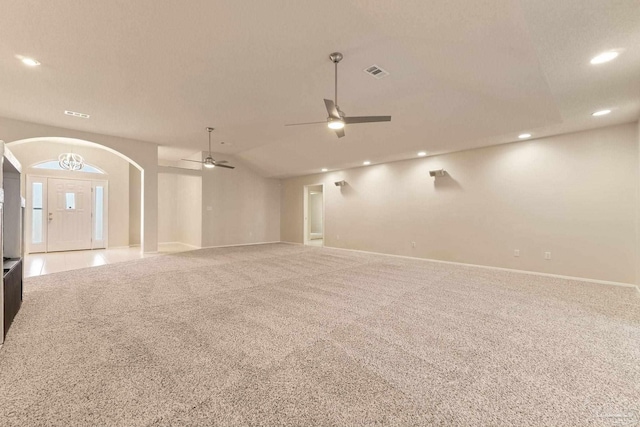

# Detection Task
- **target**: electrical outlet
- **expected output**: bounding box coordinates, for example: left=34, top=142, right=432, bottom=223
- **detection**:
left=544, top=251, right=551, bottom=260
left=514, top=249, right=520, bottom=257
left=336, top=235, right=340, bottom=240
left=411, top=242, right=416, bottom=248
left=206, top=206, right=213, bottom=211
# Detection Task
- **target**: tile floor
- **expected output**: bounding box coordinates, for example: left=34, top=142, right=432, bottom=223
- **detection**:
left=24, top=243, right=196, bottom=278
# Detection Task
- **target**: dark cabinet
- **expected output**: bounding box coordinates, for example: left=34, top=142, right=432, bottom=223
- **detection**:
left=2, top=142, right=24, bottom=342
left=3, top=259, right=22, bottom=338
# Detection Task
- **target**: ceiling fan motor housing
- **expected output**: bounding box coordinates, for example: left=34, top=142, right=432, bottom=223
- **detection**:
left=329, top=52, right=343, bottom=63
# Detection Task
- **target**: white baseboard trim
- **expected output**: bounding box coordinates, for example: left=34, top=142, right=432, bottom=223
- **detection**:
left=180, top=244, right=201, bottom=249
left=199, top=241, right=282, bottom=250
left=158, top=241, right=201, bottom=249
left=281, top=241, right=639, bottom=292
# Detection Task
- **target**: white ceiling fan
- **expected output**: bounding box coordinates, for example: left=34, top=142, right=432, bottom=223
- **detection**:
left=181, top=127, right=235, bottom=169
left=286, top=52, right=391, bottom=138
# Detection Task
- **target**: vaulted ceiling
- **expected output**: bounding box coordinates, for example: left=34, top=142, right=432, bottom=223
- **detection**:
left=1, top=0, right=638, bottom=177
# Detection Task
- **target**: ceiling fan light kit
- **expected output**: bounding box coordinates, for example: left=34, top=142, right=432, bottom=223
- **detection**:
left=328, top=118, right=345, bottom=130
left=181, top=127, right=235, bottom=170
left=285, top=52, right=391, bottom=138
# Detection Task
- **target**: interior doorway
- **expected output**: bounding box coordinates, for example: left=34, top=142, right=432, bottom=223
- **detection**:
left=303, top=184, right=324, bottom=247
left=27, top=176, right=108, bottom=253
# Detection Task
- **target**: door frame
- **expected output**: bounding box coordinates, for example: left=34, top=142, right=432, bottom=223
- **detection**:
left=303, top=183, right=325, bottom=247
left=25, top=175, right=109, bottom=253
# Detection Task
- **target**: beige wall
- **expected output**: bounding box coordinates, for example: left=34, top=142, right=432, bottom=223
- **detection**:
left=129, top=164, right=142, bottom=245
left=157, top=170, right=202, bottom=247
left=177, top=174, right=202, bottom=247
left=158, top=173, right=178, bottom=243
left=159, top=153, right=278, bottom=248
left=201, top=153, right=280, bottom=247
left=1, top=116, right=158, bottom=252
left=281, top=123, right=639, bottom=284
left=10, top=139, right=131, bottom=248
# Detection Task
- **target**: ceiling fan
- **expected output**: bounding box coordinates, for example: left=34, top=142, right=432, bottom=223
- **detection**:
left=181, top=127, right=235, bottom=169
left=285, top=52, right=391, bottom=138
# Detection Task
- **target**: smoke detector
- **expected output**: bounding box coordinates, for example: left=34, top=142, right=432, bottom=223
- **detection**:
left=364, top=65, right=390, bottom=79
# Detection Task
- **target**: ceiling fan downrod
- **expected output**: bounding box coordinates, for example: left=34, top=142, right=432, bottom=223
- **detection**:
left=206, top=127, right=214, bottom=155
left=329, top=52, right=343, bottom=114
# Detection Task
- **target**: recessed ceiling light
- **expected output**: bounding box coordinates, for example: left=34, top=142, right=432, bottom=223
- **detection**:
left=363, top=161, right=371, bottom=166
left=17, top=55, right=40, bottom=67
left=64, top=110, right=90, bottom=119
left=592, top=109, right=611, bottom=117
left=518, top=133, right=532, bottom=139
left=590, top=51, right=620, bottom=65
left=417, top=151, right=427, bottom=157
left=321, top=168, right=328, bottom=172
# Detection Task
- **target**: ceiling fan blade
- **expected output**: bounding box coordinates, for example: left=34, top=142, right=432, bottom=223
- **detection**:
left=215, top=160, right=228, bottom=164
left=335, top=128, right=345, bottom=138
left=285, top=121, right=327, bottom=127
left=181, top=159, right=204, bottom=163
left=324, top=99, right=340, bottom=119
left=215, top=164, right=235, bottom=169
left=161, top=165, right=203, bottom=171
left=344, top=116, right=392, bottom=124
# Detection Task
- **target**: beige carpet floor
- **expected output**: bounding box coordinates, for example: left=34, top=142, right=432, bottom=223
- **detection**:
left=1, top=243, right=639, bottom=426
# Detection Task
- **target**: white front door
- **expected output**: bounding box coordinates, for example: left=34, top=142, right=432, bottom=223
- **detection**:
left=47, top=178, right=93, bottom=252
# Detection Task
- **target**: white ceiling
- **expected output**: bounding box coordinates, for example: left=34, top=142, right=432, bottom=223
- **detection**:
left=1, top=0, right=638, bottom=178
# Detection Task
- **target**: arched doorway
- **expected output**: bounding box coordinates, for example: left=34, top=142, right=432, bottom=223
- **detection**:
left=7, top=137, right=145, bottom=253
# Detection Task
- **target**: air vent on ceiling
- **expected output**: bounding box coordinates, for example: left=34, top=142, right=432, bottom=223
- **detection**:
left=64, top=110, right=90, bottom=119
left=364, top=65, right=389, bottom=79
